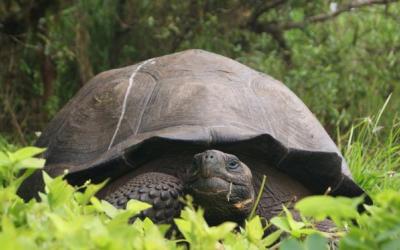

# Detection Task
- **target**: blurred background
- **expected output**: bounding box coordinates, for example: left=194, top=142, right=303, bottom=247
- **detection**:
left=1, top=0, right=399, bottom=145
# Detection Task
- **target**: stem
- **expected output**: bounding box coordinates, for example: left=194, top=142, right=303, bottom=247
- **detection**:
left=373, top=93, right=392, bottom=131
left=249, top=175, right=267, bottom=219
left=3, top=97, right=27, bottom=145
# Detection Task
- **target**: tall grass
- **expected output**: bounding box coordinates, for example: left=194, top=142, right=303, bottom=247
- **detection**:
left=339, top=96, right=400, bottom=194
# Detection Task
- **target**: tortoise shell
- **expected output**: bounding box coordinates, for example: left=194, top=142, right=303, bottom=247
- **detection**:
left=21, top=49, right=365, bottom=200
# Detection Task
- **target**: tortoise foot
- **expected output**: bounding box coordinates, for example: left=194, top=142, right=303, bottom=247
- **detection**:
left=103, top=172, right=183, bottom=224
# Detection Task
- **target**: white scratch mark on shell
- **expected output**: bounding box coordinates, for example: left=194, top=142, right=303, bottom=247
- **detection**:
left=107, top=58, right=155, bottom=150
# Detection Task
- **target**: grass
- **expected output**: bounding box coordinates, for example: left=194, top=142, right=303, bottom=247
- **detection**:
left=340, top=96, right=400, bottom=194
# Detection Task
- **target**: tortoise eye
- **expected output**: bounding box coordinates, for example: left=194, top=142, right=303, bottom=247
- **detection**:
left=227, top=160, right=239, bottom=170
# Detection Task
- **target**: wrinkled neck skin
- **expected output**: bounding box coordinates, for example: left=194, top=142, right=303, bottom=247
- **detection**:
left=119, top=146, right=311, bottom=224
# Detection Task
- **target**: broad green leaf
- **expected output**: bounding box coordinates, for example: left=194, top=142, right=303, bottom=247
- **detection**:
left=126, top=199, right=152, bottom=215
left=2, top=216, right=16, bottom=235
left=15, top=158, right=45, bottom=170
left=87, top=219, right=109, bottom=247
left=97, top=200, right=119, bottom=218
left=174, top=218, right=191, bottom=241
left=47, top=213, right=69, bottom=233
left=304, top=234, right=328, bottom=250
left=280, top=238, right=304, bottom=250
left=75, top=180, right=107, bottom=205
left=142, top=217, right=156, bottom=230
left=295, top=196, right=362, bottom=224
left=210, top=222, right=236, bottom=239
left=246, top=215, right=263, bottom=242
left=12, top=147, right=46, bottom=162
left=43, top=172, right=74, bottom=208
left=270, top=216, right=291, bottom=232
left=262, top=229, right=283, bottom=247
left=109, top=199, right=153, bottom=225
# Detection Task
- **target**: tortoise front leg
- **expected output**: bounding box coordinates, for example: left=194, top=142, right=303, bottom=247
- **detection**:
left=100, top=172, right=183, bottom=224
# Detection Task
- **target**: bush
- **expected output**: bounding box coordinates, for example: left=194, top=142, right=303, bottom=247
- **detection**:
left=2, top=1, right=399, bottom=140
left=0, top=141, right=399, bottom=249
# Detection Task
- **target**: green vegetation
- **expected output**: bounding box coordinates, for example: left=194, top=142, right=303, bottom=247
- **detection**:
left=342, top=98, right=400, bottom=194
left=1, top=1, right=399, bottom=249
left=0, top=114, right=399, bottom=249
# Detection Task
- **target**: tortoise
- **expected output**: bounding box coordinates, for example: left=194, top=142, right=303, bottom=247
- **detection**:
left=19, top=49, right=369, bottom=225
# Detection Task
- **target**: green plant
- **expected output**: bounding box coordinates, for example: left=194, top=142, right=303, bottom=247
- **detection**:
left=271, top=191, right=400, bottom=250
left=1, top=126, right=399, bottom=249
left=2, top=1, right=400, bottom=142
left=339, top=97, right=400, bottom=194
left=0, top=147, right=170, bottom=250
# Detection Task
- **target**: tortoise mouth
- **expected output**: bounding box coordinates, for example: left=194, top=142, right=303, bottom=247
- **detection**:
left=187, top=176, right=245, bottom=196
left=187, top=175, right=255, bottom=222
left=190, top=177, right=229, bottom=194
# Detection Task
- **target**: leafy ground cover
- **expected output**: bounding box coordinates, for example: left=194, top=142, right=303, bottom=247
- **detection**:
left=0, top=108, right=399, bottom=250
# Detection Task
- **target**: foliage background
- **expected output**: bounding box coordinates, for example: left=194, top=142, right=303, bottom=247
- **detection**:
left=1, top=0, right=399, bottom=145
left=1, top=146, right=399, bottom=249
left=1, top=1, right=400, bottom=249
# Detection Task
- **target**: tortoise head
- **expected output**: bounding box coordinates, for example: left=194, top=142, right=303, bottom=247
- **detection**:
left=185, top=150, right=255, bottom=224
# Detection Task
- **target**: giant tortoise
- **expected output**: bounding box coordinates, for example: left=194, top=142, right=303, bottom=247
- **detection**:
left=19, top=49, right=368, bottom=225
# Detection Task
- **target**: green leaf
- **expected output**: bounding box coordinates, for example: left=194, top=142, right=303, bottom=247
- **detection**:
left=246, top=215, right=264, bottom=242
left=97, top=199, right=119, bottom=218
left=15, top=158, right=45, bottom=170
left=125, top=199, right=152, bottom=215
left=2, top=216, right=16, bottom=235
left=280, top=238, right=304, bottom=250
left=12, top=147, right=46, bottom=162
left=43, top=172, right=74, bottom=208
left=304, top=234, right=328, bottom=250
left=262, top=229, right=283, bottom=247
left=295, top=196, right=362, bottom=225
left=283, top=206, right=305, bottom=231
left=210, top=222, right=236, bottom=239
left=174, top=218, right=191, bottom=241
left=13, top=168, right=36, bottom=189
left=47, top=213, right=69, bottom=234
left=271, top=216, right=291, bottom=232
left=0, top=151, right=11, bottom=167
left=107, top=199, right=152, bottom=226
left=75, top=180, right=107, bottom=205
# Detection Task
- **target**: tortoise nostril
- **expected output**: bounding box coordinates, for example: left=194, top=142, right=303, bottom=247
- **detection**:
left=203, top=151, right=216, bottom=162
